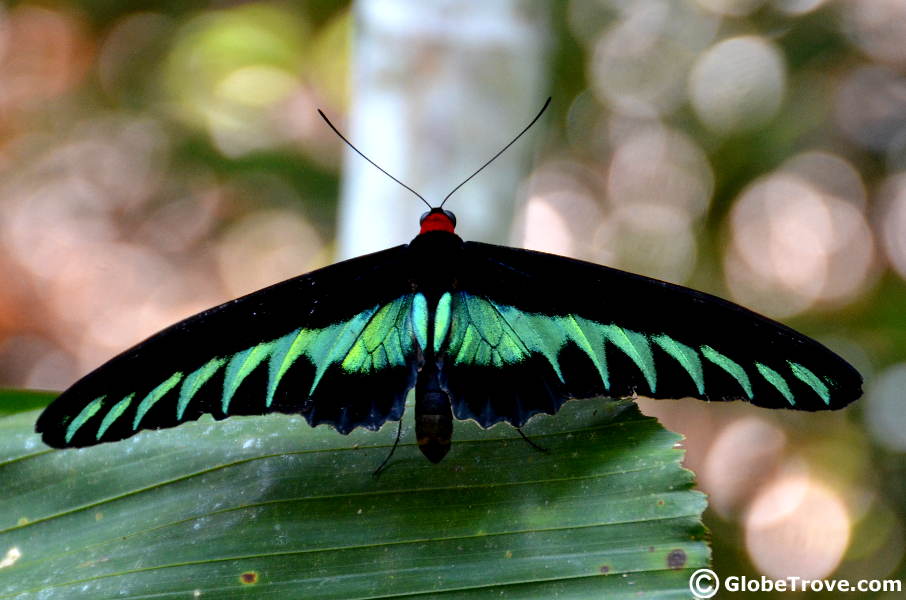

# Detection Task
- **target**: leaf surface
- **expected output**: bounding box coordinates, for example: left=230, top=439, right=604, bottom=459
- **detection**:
left=0, top=396, right=708, bottom=599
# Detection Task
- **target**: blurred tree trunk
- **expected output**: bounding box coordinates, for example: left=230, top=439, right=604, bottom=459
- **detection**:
left=338, top=0, right=550, bottom=259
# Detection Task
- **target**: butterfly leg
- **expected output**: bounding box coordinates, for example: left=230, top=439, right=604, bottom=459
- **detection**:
left=372, top=419, right=404, bottom=478
left=516, top=426, right=549, bottom=454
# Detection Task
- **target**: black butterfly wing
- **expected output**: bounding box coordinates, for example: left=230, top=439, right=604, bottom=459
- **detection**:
left=37, top=245, right=424, bottom=448
left=437, top=242, right=862, bottom=429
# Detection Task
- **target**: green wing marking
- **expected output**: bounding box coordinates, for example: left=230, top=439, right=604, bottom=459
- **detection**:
left=440, top=292, right=831, bottom=405
left=222, top=342, right=275, bottom=413
left=492, top=304, right=607, bottom=385
left=133, top=372, right=184, bottom=429
left=601, top=325, right=656, bottom=392
left=305, top=307, right=380, bottom=394
left=442, top=293, right=659, bottom=391
left=442, top=293, right=629, bottom=389
left=65, top=396, right=105, bottom=443
left=341, top=295, right=417, bottom=376
left=789, top=361, right=830, bottom=405
left=433, top=292, right=452, bottom=353
left=755, top=362, right=795, bottom=406
left=447, top=294, right=529, bottom=367
left=653, top=334, right=704, bottom=394
left=96, top=395, right=133, bottom=440
left=701, top=345, right=752, bottom=399
left=562, top=315, right=609, bottom=387
left=179, top=358, right=225, bottom=418
left=412, top=293, right=429, bottom=351
left=62, top=295, right=421, bottom=442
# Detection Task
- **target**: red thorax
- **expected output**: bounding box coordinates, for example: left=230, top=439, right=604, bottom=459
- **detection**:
left=419, top=212, right=456, bottom=234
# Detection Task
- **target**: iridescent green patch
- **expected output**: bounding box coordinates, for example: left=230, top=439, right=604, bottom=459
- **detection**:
left=86, top=296, right=423, bottom=432
left=446, top=294, right=529, bottom=367
left=602, top=325, right=656, bottom=393
left=97, top=394, right=134, bottom=440
left=304, top=307, right=379, bottom=394
left=341, top=295, right=416, bottom=375
left=433, top=292, right=452, bottom=353
left=266, top=328, right=311, bottom=406
left=179, top=357, right=225, bottom=418
left=222, top=343, right=274, bottom=413
left=755, top=363, right=795, bottom=406
left=563, top=315, right=609, bottom=388
left=653, top=334, right=704, bottom=394
left=789, top=361, right=830, bottom=405
left=444, top=293, right=670, bottom=393
left=435, top=292, right=841, bottom=408
left=133, top=372, right=184, bottom=430
left=109, top=296, right=420, bottom=428
left=492, top=303, right=591, bottom=382
left=412, top=293, right=429, bottom=351
left=701, top=345, right=752, bottom=399
left=65, top=396, right=105, bottom=443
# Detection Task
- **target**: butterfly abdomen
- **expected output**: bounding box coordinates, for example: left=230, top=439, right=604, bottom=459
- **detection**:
left=414, top=363, right=454, bottom=463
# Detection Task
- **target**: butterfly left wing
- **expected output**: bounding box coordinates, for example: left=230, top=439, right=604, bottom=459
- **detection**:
left=37, top=245, right=424, bottom=448
left=435, top=242, right=862, bottom=429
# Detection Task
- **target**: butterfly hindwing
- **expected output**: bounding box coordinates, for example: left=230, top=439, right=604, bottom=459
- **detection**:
left=435, top=242, right=861, bottom=427
left=36, top=246, right=423, bottom=447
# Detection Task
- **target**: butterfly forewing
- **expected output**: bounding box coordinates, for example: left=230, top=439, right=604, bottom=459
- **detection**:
left=36, top=246, right=423, bottom=447
left=434, top=242, right=861, bottom=427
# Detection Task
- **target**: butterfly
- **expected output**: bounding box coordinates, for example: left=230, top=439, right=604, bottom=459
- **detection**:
left=36, top=99, right=863, bottom=464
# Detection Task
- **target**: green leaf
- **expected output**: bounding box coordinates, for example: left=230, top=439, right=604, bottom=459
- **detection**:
left=0, top=389, right=56, bottom=418
left=0, top=397, right=708, bottom=598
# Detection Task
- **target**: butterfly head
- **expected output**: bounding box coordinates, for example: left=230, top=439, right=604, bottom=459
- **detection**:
left=419, top=207, right=457, bottom=234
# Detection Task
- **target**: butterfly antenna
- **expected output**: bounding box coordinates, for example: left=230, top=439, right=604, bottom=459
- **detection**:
left=318, top=109, right=432, bottom=210
left=440, top=96, right=551, bottom=209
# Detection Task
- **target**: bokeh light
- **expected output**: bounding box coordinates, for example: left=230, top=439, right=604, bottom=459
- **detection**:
left=521, top=193, right=577, bottom=258
left=0, top=5, right=92, bottom=120
left=725, top=170, right=876, bottom=318
left=163, top=3, right=312, bottom=157
left=772, top=0, right=828, bottom=16
left=695, top=0, right=766, bottom=17
left=843, top=0, right=906, bottom=66
left=745, top=474, right=851, bottom=580
left=865, top=363, right=906, bottom=452
left=601, top=123, right=712, bottom=282
left=878, top=173, right=906, bottom=281
left=589, top=1, right=718, bottom=117
left=835, top=66, right=906, bottom=154
left=701, top=417, right=787, bottom=518
left=215, top=209, right=326, bottom=298
left=782, top=151, right=867, bottom=210
left=689, top=36, right=786, bottom=134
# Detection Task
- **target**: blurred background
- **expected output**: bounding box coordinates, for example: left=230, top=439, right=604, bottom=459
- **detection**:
left=0, top=0, right=903, bottom=596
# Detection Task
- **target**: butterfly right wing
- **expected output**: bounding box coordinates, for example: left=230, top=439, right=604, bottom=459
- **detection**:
left=37, top=245, right=424, bottom=448
left=434, top=242, right=862, bottom=430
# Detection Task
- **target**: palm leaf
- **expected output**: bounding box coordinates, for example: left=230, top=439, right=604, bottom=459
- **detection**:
left=0, top=389, right=55, bottom=418
left=0, top=394, right=708, bottom=599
